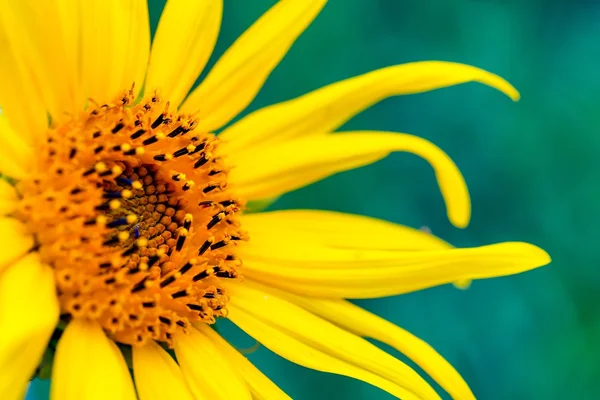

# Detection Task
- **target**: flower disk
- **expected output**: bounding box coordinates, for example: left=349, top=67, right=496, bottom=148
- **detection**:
left=13, top=88, right=246, bottom=347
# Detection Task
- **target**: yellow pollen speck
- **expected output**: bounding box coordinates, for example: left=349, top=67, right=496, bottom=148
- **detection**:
left=95, top=162, right=107, bottom=172
left=186, top=144, right=195, bottom=152
left=132, top=180, right=143, bottom=189
left=139, top=262, right=149, bottom=271
left=112, top=165, right=124, bottom=175
left=189, top=258, right=198, bottom=265
left=165, top=153, right=173, bottom=160
left=121, top=143, right=132, bottom=152
left=179, top=228, right=189, bottom=237
left=109, top=200, right=121, bottom=210
left=126, top=214, right=138, bottom=224
left=96, top=215, right=107, bottom=225
left=135, top=147, right=145, bottom=155
left=121, top=189, right=133, bottom=198
left=118, top=231, right=130, bottom=242
left=157, top=248, right=166, bottom=257
left=156, top=133, right=166, bottom=140
left=184, top=213, right=193, bottom=222
left=136, top=237, right=148, bottom=247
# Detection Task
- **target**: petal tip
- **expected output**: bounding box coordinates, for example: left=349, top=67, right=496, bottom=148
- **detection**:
left=490, top=77, right=520, bottom=101
left=448, top=210, right=470, bottom=229
left=506, top=242, right=552, bottom=268
left=529, top=245, right=551, bottom=266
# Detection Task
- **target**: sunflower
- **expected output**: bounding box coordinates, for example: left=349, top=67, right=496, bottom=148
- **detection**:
left=0, top=1, right=550, bottom=399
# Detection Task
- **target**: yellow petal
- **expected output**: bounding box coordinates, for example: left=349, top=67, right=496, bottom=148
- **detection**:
left=251, top=280, right=474, bottom=400
left=174, top=327, right=252, bottom=400
left=1, top=0, right=84, bottom=120
left=0, top=23, right=47, bottom=144
left=231, top=131, right=470, bottom=228
left=239, top=241, right=551, bottom=298
left=242, top=209, right=451, bottom=251
left=0, top=114, right=35, bottom=179
left=124, top=0, right=151, bottom=99
left=0, top=218, right=34, bottom=273
left=195, top=323, right=291, bottom=400
left=226, top=282, right=440, bottom=400
left=0, top=154, right=27, bottom=181
left=227, top=307, right=421, bottom=400
left=81, top=0, right=150, bottom=104
left=146, top=0, right=222, bottom=108
left=180, top=0, right=327, bottom=131
left=51, top=319, right=136, bottom=400
left=0, top=180, right=17, bottom=202
left=0, top=254, right=58, bottom=400
left=220, top=61, right=519, bottom=154
left=0, top=179, right=18, bottom=216
left=133, top=340, right=194, bottom=400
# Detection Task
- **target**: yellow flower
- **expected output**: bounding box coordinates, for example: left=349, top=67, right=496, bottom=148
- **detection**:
left=0, top=1, right=550, bottom=399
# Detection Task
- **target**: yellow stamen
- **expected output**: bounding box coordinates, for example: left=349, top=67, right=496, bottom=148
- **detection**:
left=112, top=165, right=124, bottom=175
left=109, top=200, right=121, bottom=210
left=95, top=162, right=107, bottom=172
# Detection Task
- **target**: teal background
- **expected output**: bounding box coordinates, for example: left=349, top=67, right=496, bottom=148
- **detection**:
left=27, top=1, right=599, bottom=399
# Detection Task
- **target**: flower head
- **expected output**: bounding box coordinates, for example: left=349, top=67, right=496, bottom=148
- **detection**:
left=0, top=1, right=549, bottom=399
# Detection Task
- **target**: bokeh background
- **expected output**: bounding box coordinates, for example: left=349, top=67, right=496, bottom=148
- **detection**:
left=27, top=0, right=600, bottom=399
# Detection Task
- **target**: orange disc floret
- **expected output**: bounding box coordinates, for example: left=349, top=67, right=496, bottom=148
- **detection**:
left=14, top=88, right=247, bottom=347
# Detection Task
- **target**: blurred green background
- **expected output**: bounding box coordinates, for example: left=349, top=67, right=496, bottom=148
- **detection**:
left=27, top=0, right=600, bottom=399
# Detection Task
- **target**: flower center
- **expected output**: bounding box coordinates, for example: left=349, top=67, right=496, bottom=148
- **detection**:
left=14, top=88, right=246, bottom=346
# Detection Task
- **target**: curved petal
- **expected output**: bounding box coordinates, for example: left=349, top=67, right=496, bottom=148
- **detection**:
left=0, top=254, right=58, bottom=400
left=133, top=340, right=194, bottom=400
left=0, top=115, right=35, bottom=179
left=195, top=323, right=291, bottom=400
left=306, top=300, right=475, bottom=400
left=180, top=0, right=327, bottom=131
left=0, top=0, right=84, bottom=120
left=0, top=179, right=18, bottom=216
left=230, top=131, right=470, bottom=228
left=51, top=319, right=137, bottom=400
left=242, top=209, right=451, bottom=251
left=146, top=0, right=222, bottom=108
left=248, top=280, right=474, bottom=400
left=219, top=61, right=519, bottom=153
left=81, top=0, right=150, bottom=104
left=226, top=282, right=441, bottom=400
left=0, top=218, right=34, bottom=273
left=174, top=327, right=252, bottom=400
left=239, top=241, right=551, bottom=298
left=0, top=19, right=48, bottom=144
